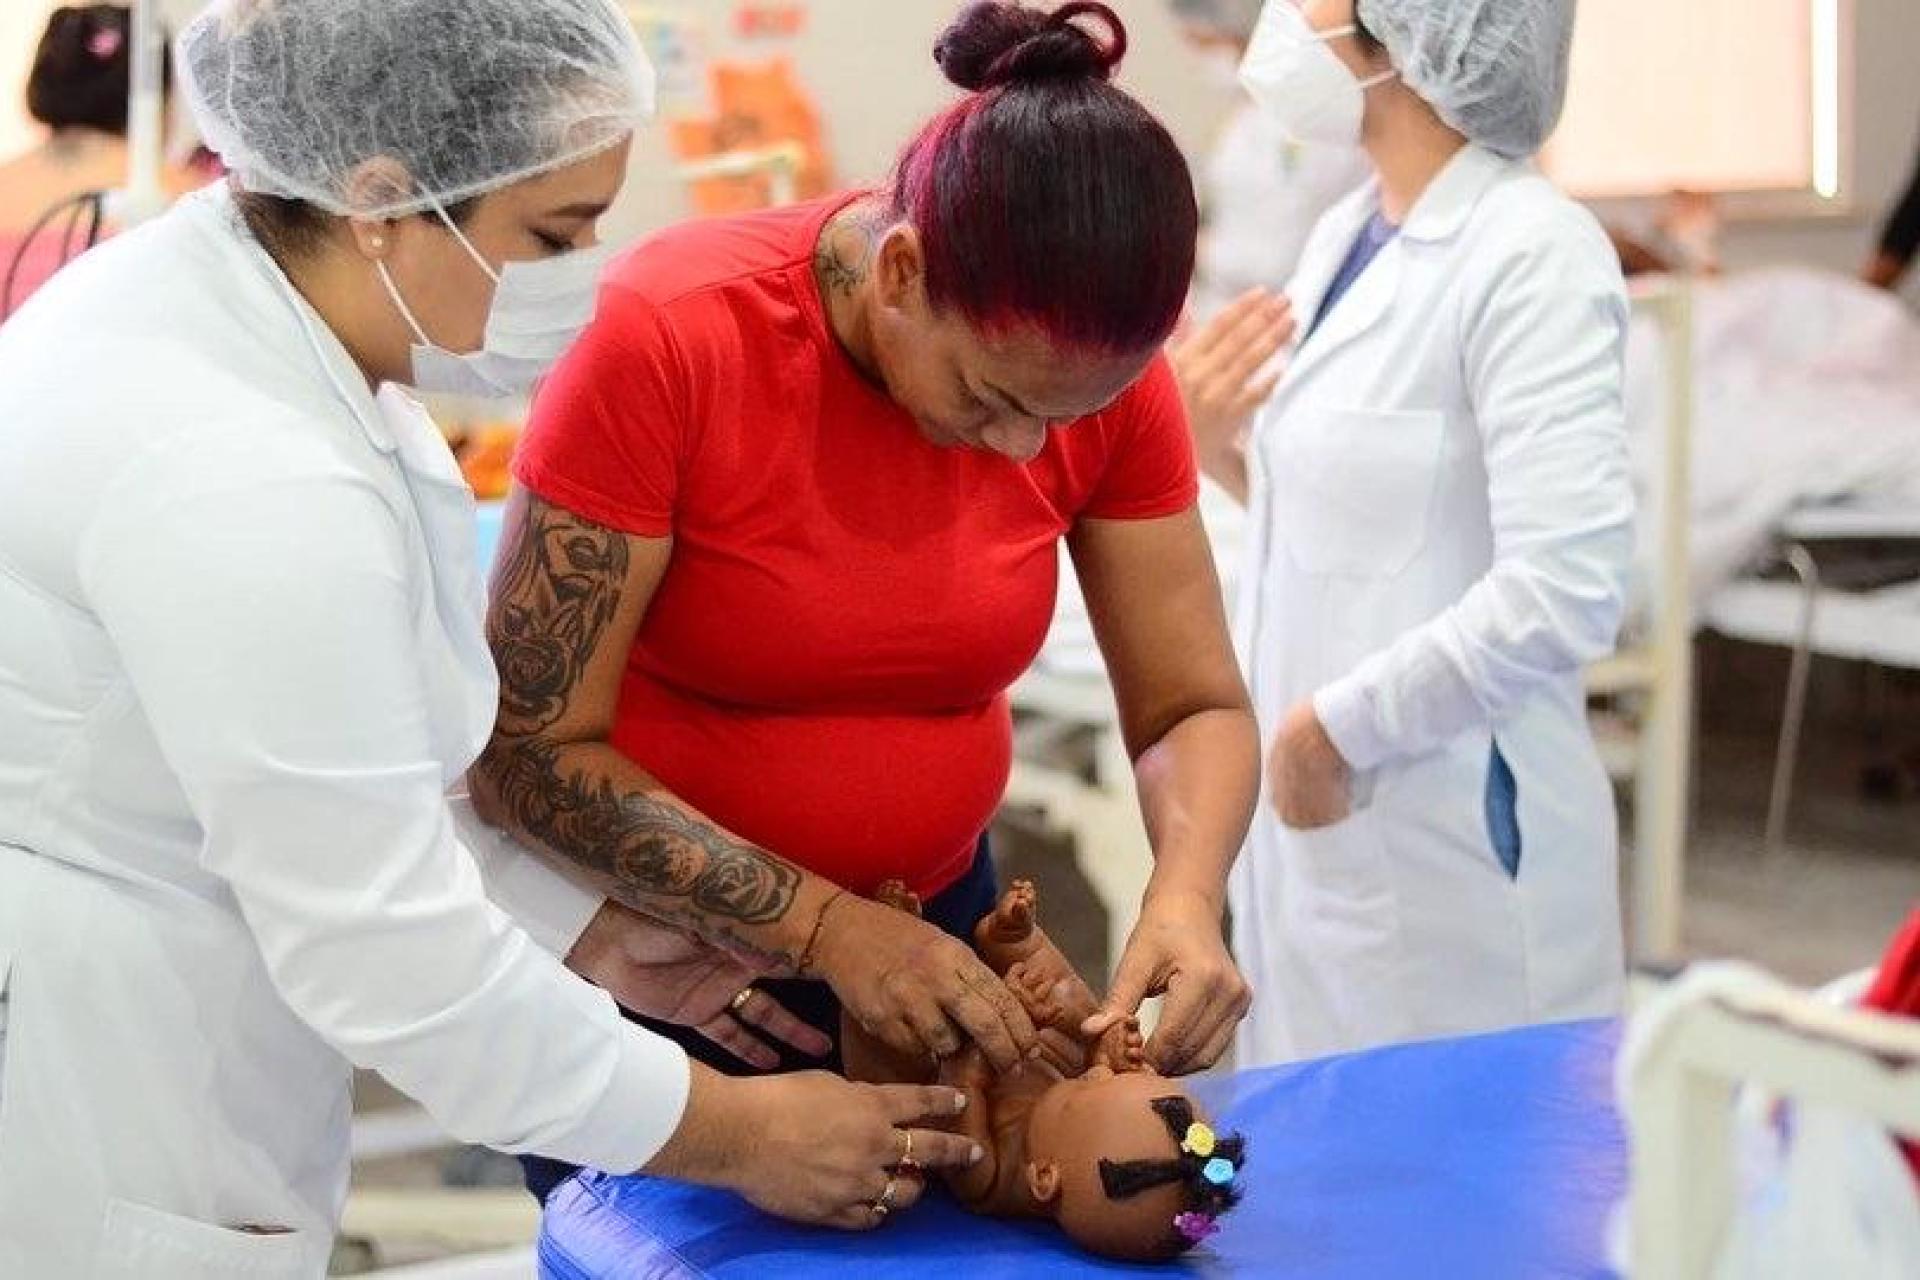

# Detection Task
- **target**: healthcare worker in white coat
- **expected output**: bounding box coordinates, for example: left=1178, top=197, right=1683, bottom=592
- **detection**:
left=1170, top=0, right=1371, bottom=321
left=1206, top=0, right=1634, bottom=1067
left=0, top=2, right=979, bottom=1275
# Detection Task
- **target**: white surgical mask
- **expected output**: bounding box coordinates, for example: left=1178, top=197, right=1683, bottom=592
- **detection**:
left=377, top=201, right=611, bottom=399
left=1240, top=1, right=1396, bottom=148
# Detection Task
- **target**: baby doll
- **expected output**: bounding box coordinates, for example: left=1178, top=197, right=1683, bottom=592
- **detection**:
left=843, top=880, right=1247, bottom=1262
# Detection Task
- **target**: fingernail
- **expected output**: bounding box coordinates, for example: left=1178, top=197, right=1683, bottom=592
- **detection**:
left=1027, top=1046, right=1043, bottom=1060
left=969, top=1144, right=984, bottom=1165
left=953, top=1092, right=968, bottom=1113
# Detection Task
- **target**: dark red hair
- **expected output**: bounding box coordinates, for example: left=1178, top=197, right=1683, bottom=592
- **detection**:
left=891, top=2, right=1198, bottom=354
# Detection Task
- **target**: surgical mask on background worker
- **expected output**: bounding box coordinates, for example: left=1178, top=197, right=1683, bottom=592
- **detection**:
left=377, top=200, right=614, bottom=399
left=1238, top=0, right=1396, bottom=147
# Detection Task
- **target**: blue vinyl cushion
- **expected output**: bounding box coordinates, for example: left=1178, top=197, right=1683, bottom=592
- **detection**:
left=538, top=1019, right=1625, bottom=1279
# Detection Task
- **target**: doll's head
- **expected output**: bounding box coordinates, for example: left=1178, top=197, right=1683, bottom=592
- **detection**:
left=1021, top=1070, right=1247, bottom=1261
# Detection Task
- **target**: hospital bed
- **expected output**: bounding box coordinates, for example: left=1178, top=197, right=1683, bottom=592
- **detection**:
left=1703, top=502, right=1920, bottom=857
left=1620, top=268, right=1920, bottom=856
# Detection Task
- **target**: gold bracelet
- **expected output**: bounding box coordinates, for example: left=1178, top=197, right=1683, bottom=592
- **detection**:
left=797, top=888, right=849, bottom=978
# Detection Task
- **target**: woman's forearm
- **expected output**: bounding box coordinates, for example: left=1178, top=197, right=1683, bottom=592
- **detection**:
left=472, top=737, right=838, bottom=973
left=1129, top=706, right=1260, bottom=909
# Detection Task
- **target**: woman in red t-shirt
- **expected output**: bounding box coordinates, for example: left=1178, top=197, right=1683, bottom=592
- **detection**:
left=473, top=0, right=1259, bottom=1187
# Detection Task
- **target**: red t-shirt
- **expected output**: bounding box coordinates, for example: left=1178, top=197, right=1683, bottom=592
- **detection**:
left=514, top=196, right=1197, bottom=898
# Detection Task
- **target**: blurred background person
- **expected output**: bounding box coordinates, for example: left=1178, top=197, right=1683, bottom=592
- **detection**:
left=0, top=4, right=201, bottom=320
left=1863, top=119, right=1920, bottom=292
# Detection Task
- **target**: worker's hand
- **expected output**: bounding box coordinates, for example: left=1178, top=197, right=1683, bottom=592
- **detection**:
left=1168, top=289, right=1295, bottom=471
left=810, top=895, right=1039, bottom=1074
left=1269, top=700, right=1352, bottom=830
left=1083, top=888, right=1250, bottom=1074
left=567, top=901, right=830, bottom=1070
left=703, top=1073, right=984, bottom=1229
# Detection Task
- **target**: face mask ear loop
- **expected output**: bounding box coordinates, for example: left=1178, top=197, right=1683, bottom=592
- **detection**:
left=1313, top=20, right=1396, bottom=93
left=427, top=195, right=502, bottom=286
left=376, top=259, right=434, bottom=348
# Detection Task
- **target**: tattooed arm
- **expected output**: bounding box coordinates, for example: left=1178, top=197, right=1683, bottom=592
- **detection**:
left=471, top=488, right=825, bottom=970
left=471, top=490, right=1039, bottom=1070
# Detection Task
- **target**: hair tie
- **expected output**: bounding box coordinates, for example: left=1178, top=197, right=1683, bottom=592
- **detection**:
left=88, top=27, right=124, bottom=61
left=1174, top=1210, right=1220, bottom=1243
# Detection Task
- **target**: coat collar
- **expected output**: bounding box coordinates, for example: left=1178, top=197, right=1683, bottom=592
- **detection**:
left=1398, top=143, right=1513, bottom=245
left=198, top=183, right=401, bottom=457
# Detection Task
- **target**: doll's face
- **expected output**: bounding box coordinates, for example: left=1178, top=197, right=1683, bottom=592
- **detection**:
left=1021, top=1072, right=1203, bottom=1261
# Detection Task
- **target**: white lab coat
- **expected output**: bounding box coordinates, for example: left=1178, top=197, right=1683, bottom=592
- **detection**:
left=1229, top=145, right=1634, bottom=1068
left=0, top=185, right=687, bottom=1278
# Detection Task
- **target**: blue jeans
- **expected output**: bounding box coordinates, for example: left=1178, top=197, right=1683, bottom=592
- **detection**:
left=518, top=837, right=1000, bottom=1203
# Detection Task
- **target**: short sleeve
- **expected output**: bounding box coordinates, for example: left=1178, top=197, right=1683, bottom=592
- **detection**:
left=513, top=285, right=691, bottom=537
left=1078, top=355, right=1201, bottom=522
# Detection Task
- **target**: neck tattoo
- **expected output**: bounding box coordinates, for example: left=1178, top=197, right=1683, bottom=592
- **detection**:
left=813, top=199, right=884, bottom=300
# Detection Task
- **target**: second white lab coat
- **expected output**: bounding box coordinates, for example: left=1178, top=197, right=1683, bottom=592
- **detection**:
left=0, top=186, right=686, bottom=1277
left=1229, top=145, right=1634, bottom=1067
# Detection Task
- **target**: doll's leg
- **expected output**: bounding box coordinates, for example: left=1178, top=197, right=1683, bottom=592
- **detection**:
left=1088, top=1015, right=1149, bottom=1076
left=976, top=882, right=1102, bottom=1030
left=973, top=880, right=1041, bottom=970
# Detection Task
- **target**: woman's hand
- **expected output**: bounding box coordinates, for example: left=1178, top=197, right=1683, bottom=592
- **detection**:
left=1169, top=289, right=1295, bottom=471
left=657, top=1069, right=984, bottom=1230
left=809, top=895, right=1038, bottom=1074
left=567, top=901, right=831, bottom=1070
left=1269, top=700, right=1352, bottom=830
left=1083, top=889, right=1250, bottom=1074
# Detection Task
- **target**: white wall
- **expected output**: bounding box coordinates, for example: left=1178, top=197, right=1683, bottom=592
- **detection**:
left=601, top=0, right=1235, bottom=243
left=609, top=0, right=1920, bottom=300
left=1714, top=0, right=1920, bottom=289
left=6, top=0, right=1915, bottom=301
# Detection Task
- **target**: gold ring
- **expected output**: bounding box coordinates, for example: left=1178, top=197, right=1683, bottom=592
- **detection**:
left=877, top=1176, right=899, bottom=1212
left=729, top=987, right=755, bottom=1014
left=897, top=1129, right=914, bottom=1167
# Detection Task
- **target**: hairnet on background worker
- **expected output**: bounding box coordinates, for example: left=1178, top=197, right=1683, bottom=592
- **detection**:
left=1354, top=0, right=1576, bottom=158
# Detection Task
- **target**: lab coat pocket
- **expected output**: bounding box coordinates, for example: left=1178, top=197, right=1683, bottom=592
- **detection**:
left=96, top=1200, right=315, bottom=1279
left=1277, top=407, right=1443, bottom=577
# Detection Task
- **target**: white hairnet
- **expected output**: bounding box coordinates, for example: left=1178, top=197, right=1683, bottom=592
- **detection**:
left=1356, top=0, right=1575, bottom=159
left=177, top=0, right=656, bottom=219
